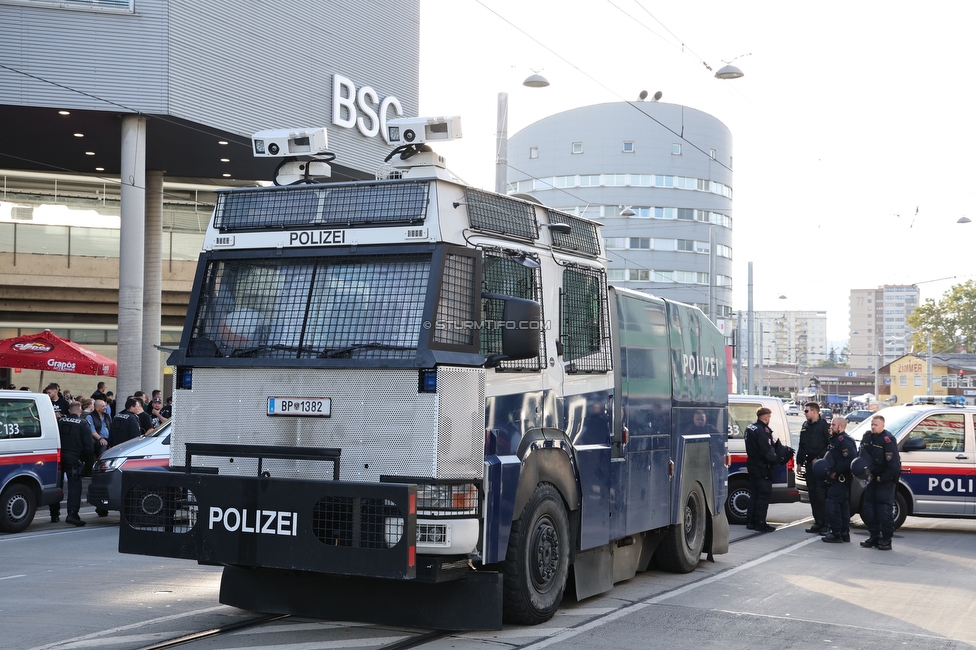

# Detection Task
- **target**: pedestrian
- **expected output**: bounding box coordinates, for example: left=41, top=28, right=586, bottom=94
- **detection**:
left=91, top=381, right=107, bottom=401
left=745, top=407, right=782, bottom=533
left=858, top=414, right=901, bottom=551
left=108, top=397, right=143, bottom=447
left=133, top=391, right=156, bottom=435
left=44, top=383, right=70, bottom=419
left=86, top=399, right=111, bottom=454
left=797, top=401, right=831, bottom=534
left=159, top=396, right=173, bottom=420
left=822, top=416, right=857, bottom=543
left=51, top=402, right=93, bottom=526
left=104, top=391, right=115, bottom=417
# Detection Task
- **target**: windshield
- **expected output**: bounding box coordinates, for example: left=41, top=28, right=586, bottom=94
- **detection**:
left=186, top=254, right=431, bottom=360
left=844, top=407, right=919, bottom=440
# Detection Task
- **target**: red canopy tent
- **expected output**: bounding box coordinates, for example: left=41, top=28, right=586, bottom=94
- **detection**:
left=0, top=329, right=117, bottom=390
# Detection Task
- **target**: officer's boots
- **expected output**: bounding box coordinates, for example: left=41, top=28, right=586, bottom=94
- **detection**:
left=859, top=537, right=878, bottom=548
left=65, top=512, right=86, bottom=527
left=876, top=538, right=892, bottom=551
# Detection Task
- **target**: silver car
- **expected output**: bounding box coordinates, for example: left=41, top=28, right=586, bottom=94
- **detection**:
left=87, top=420, right=170, bottom=515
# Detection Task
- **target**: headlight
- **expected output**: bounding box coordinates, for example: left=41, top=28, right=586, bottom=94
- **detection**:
left=416, top=484, right=479, bottom=516
left=93, top=457, right=126, bottom=472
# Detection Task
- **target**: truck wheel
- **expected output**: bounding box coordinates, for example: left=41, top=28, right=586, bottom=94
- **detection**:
left=0, top=483, right=37, bottom=533
left=657, top=483, right=706, bottom=574
left=724, top=479, right=750, bottom=526
left=503, top=483, right=570, bottom=625
left=893, top=490, right=908, bottom=530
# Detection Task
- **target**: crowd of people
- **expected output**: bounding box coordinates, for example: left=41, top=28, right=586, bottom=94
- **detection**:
left=38, top=381, right=172, bottom=527
left=745, top=401, right=901, bottom=550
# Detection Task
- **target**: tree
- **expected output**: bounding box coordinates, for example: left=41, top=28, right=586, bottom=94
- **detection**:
left=907, top=280, right=976, bottom=353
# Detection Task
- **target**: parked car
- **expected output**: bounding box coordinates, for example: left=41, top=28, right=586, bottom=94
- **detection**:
left=821, top=407, right=833, bottom=422
left=846, top=409, right=874, bottom=424
left=786, top=403, right=800, bottom=416
left=0, top=391, right=62, bottom=533
left=797, top=397, right=976, bottom=530
left=725, top=395, right=799, bottom=525
left=87, top=420, right=170, bottom=516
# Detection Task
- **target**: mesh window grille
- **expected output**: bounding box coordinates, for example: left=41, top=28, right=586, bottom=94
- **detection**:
left=432, top=253, right=478, bottom=347
left=548, top=209, right=602, bottom=257
left=123, top=486, right=196, bottom=533
left=562, top=266, right=612, bottom=373
left=311, top=496, right=402, bottom=549
left=464, top=188, right=539, bottom=241
left=188, top=254, right=431, bottom=360
left=481, top=251, right=546, bottom=371
left=213, top=181, right=430, bottom=231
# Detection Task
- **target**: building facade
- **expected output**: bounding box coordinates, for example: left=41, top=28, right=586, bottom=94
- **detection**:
left=848, top=284, right=920, bottom=371
left=753, top=310, right=829, bottom=366
left=0, top=0, right=419, bottom=394
left=506, top=101, right=733, bottom=324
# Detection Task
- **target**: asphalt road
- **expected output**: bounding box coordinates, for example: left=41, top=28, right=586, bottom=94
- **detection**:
left=3, top=492, right=975, bottom=649
left=3, top=417, right=973, bottom=649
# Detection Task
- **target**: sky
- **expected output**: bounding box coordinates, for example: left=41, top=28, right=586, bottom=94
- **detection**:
left=418, top=0, right=976, bottom=342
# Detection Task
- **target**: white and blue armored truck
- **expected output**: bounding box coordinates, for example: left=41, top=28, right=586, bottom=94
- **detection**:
left=119, top=119, right=729, bottom=630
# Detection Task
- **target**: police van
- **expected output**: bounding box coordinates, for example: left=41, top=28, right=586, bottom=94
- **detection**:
left=726, top=395, right=799, bottom=525
left=0, top=391, right=61, bottom=533
left=798, top=396, right=976, bottom=529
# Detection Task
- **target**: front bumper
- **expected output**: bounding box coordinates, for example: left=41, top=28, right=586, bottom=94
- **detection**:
left=87, top=471, right=121, bottom=510
left=119, top=467, right=418, bottom=580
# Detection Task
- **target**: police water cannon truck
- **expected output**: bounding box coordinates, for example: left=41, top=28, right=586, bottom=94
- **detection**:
left=118, top=117, right=730, bottom=630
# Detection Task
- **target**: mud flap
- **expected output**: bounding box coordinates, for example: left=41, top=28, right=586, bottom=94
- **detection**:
left=220, top=565, right=503, bottom=631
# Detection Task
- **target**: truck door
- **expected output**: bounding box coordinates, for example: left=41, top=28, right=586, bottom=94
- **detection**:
left=900, top=411, right=975, bottom=516
left=609, top=289, right=672, bottom=537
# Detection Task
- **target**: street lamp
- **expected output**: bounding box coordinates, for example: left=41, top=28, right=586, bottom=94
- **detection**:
left=495, top=74, right=549, bottom=194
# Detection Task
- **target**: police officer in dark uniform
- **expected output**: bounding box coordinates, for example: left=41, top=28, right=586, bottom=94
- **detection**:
left=745, top=407, right=782, bottom=533
left=797, top=402, right=831, bottom=533
left=52, top=401, right=93, bottom=526
left=109, top=397, right=144, bottom=447
left=822, top=415, right=857, bottom=543
left=858, top=414, right=901, bottom=550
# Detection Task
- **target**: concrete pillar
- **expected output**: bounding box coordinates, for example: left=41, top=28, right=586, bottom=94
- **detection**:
left=118, top=114, right=146, bottom=400
left=142, top=169, right=164, bottom=394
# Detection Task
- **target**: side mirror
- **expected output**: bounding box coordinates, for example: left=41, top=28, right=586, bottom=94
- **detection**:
left=482, top=293, right=542, bottom=367
left=902, top=436, right=926, bottom=451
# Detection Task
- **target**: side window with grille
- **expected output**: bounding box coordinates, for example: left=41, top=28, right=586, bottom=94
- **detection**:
left=481, top=250, right=546, bottom=371
left=561, top=267, right=612, bottom=373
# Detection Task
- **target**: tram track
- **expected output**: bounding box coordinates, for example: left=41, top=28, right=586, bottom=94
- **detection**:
left=132, top=613, right=449, bottom=650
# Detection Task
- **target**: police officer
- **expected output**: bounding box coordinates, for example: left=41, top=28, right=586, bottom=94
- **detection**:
left=797, top=402, right=831, bottom=534
left=109, top=397, right=144, bottom=447
left=745, top=407, right=782, bottom=533
left=53, top=402, right=93, bottom=526
left=858, top=414, right=901, bottom=551
left=822, top=416, right=857, bottom=543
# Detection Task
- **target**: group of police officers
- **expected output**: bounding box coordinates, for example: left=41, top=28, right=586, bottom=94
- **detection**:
left=746, top=402, right=901, bottom=550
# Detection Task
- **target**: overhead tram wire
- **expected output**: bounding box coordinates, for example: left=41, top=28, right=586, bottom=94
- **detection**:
left=472, top=0, right=735, bottom=174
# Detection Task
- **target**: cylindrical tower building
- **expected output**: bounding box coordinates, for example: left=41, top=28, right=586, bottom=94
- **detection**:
left=507, top=101, right=733, bottom=321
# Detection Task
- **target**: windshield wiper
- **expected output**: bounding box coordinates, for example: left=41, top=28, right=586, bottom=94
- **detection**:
left=229, top=344, right=329, bottom=358
left=319, top=342, right=416, bottom=358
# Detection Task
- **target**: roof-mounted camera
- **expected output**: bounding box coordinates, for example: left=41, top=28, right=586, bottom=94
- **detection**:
left=252, top=127, right=330, bottom=158
left=386, top=116, right=462, bottom=146
left=252, top=127, right=335, bottom=186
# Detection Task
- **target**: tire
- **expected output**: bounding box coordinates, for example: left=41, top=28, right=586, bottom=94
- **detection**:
left=657, top=483, right=707, bottom=574
left=0, top=483, right=37, bottom=533
left=503, top=483, right=570, bottom=625
left=724, top=479, right=750, bottom=526
left=893, top=490, right=908, bottom=530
